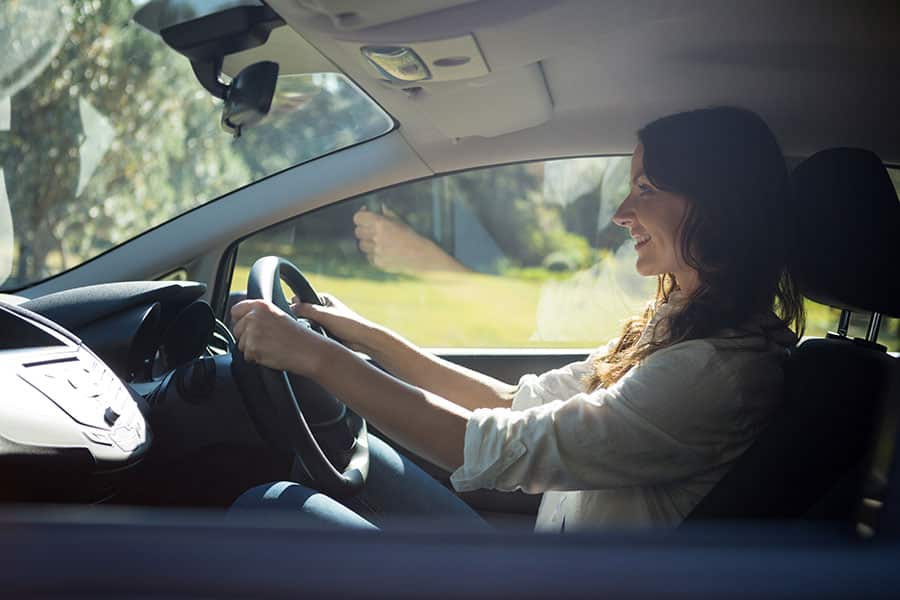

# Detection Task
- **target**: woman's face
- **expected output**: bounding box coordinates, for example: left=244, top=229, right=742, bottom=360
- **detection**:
left=612, top=143, right=699, bottom=293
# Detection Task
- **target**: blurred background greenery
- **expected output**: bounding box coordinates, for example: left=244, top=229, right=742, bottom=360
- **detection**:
left=0, top=0, right=389, bottom=289
left=231, top=157, right=899, bottom=351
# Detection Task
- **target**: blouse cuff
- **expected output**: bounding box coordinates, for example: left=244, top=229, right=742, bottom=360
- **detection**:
left=449, top=408, right=527, bottom=493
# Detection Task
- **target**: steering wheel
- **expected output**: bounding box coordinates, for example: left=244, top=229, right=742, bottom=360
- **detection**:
left=231, top=256, right=369, bottom=498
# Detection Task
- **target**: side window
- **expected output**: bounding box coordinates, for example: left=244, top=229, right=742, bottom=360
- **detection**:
left=805, top=304, right=899, bottom=351
left=233, top=157, right=655, bottom=348
left=232, top=163, right=900, bottom=351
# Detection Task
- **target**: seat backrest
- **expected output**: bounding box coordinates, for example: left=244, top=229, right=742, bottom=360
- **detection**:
left=690, top=338, right=896, bottom=519
left=687, top=148, right=900, bottom=522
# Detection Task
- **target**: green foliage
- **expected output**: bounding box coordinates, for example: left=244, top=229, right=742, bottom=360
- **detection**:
left=804, top=300, right=899, bottom=351
left=1, top=1, right=246, bottom=284
left=0, top=1, right=390, bottom=290
left=231, top=259, right=650, bottom=349
left=237, top=235, right=415, bottom=283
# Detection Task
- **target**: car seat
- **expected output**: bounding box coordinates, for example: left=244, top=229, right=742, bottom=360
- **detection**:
left=686, top=148, right=900, bottom=524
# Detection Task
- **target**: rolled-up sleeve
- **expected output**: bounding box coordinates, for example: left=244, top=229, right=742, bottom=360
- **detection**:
left=450, top=340, right=735, bottom=494
left=510, top=340, right=618, bottom=411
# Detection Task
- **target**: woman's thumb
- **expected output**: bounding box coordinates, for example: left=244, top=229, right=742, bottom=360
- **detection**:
left=381, top=204, right=401, bottom=219
left=292, top=301, right=321, bottom=318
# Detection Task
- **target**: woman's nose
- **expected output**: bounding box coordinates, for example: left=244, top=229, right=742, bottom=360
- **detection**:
left=612, top=194, right=635, bottom=228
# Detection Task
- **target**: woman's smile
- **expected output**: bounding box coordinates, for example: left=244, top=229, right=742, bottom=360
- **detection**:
left=633, top=233, right=652, bottom=250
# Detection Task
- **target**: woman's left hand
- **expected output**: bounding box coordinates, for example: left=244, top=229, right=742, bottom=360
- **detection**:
left=231, top=299, right=328, bottom=375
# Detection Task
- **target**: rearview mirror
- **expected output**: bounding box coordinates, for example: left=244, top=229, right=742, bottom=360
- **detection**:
left=221, top=61, right=279, bottom=138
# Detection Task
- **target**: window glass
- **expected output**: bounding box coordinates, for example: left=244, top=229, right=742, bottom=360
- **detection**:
left=804, top=303, right=899, bottom=351
left=234, top=163, right=900, bottom=351
left=0, top=1, right=392, bottom=291
left=234, top=157, right=655, bottom=348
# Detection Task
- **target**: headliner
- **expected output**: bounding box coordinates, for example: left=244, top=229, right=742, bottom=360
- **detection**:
left=260, top=0, right=900, bottom=171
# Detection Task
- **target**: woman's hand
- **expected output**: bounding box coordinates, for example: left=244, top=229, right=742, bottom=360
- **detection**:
left=231, top=299, right=329, bottom=376
left=291, top=293, right=377, bottom=354
left=232, top=297, right=469, bottom=473
left=353, top=206, right=468, bottom=273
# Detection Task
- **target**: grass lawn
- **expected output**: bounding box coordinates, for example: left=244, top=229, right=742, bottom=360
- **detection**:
left=231, top=265, right=899, bottom=351
left=231, top=264, right=654, bottom=349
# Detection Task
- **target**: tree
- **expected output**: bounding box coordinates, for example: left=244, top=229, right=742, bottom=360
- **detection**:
left=0, top=0, right=390, bottom=289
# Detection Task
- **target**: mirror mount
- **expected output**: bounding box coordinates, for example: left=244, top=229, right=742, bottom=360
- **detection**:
left=135, top=1, right=284, bottom=100
left=190, top=58, right=229, bottom=100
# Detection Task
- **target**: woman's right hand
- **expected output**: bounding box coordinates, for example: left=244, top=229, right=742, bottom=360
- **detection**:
left=291, top=293, right=377, bottom=353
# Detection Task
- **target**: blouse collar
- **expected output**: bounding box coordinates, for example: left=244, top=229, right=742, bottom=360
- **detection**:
left=636, top=291, right=686, bottom=348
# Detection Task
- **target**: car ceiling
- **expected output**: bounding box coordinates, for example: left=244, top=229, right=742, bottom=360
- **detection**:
left=259, top=0, right=900, bottom=169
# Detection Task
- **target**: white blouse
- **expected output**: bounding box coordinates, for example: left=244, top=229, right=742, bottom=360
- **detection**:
left=449, top=297, right=797, bottom=532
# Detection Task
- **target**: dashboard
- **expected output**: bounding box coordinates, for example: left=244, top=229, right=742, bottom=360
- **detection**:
left=0, top=302, right=150, bottom=502
left=20, top=281, right=216, bottom=381
left=0, top=281, right=276, bottom=505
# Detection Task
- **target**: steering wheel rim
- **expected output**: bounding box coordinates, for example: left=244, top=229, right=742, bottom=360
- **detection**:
left=231, top=256, right=369, bottom=498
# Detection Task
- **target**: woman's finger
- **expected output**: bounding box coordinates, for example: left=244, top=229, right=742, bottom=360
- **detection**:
left=354, top=225, right=374, bottom=240
left=237, top=330, right=248, bottom=355
left=381, top=205, right=401, bottom=220
left=295, top=302, right=321, bottom=319
left=232, top=311, right=249, bottom=341
left=359, top=240, right=375, bottom=254
left=230, top=299, right=257, bottom=321
left=353, top=209, right=375, bottom=227
left=289, top=296, right=305, bottom=315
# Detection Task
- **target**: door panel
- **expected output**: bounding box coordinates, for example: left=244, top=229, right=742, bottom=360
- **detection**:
left=438, top=349, right=589, bottom=385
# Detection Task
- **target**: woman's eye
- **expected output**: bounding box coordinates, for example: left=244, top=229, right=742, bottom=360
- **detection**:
left=638, top=183, right=654, bottom=195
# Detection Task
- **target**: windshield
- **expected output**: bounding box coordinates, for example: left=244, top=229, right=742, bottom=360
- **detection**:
left=0, top=1, right=393, bottom=292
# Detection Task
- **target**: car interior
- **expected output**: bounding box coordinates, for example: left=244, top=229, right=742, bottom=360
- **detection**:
left=1, top=0, right=899, bottom=596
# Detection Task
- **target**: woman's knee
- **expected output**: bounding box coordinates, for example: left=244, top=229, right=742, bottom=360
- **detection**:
left=230, top=481, right=377, bottom=530
left=232, top=481, right=316, bottom=509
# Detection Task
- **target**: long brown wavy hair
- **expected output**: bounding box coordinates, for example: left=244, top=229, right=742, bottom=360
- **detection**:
left=587, top=107, right=805, bottom=391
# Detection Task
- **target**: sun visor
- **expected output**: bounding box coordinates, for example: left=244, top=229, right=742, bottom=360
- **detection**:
left=331, top=28, right=550, bottom=138
left=394, top=62, right=552, bottom=138
left=222, top=26, right=335, bottom=77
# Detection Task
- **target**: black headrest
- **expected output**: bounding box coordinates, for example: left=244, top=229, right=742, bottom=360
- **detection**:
left=790, top=148, right=900, bottom=318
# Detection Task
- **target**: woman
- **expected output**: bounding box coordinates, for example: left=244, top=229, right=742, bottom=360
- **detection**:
left=229, top=106, right=804, bottom=531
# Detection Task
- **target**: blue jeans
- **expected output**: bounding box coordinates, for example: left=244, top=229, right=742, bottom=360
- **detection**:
left=231, top=435, right=492, bottom=531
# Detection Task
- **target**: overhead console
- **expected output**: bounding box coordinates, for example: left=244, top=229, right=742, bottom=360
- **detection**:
left=0, top=303, right=151, bottom=502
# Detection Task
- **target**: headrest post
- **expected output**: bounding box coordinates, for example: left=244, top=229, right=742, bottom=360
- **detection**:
left=866, top=313, right=883, bottom=343
left=837, top=310, right=852, bottom=338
